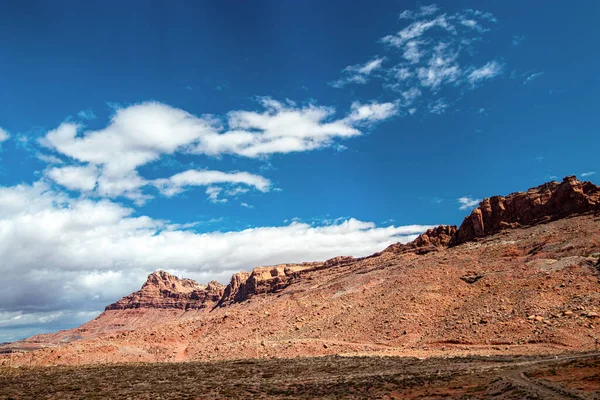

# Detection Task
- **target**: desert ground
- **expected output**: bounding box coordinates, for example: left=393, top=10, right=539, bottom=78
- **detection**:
left=2, top=353, right=600, bottom=399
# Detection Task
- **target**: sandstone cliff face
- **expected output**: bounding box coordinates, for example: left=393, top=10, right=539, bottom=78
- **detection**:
left=454, top=176, right=600, bottom=244
left=218, top=263, right=320, bottom=306
left=384, top=225, right=458, bottom=255
left=105, top=271, right=225, bottom=311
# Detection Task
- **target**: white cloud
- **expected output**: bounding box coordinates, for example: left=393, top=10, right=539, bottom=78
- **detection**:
left=523, top=71, right=544, bottom=84
left=581, top=171, right=596, bottom=177
left=467, top=60, right=503, bottom=84
left=42, top=102, right=213, bottom=173
left=458, top=196, right=481, bottom=210
left=38, top=99, right=395, bottom=203
left=331, top=57, right=386, bottom=87
left=401, top=87, right=422, bottom=105
left=153, top=169, right=271, bottom=197
left=381, top=15, right=452, bottom=48
left=0, top=181, right=435, bottom=339
left=205, top=186, right=227, bottom=203
left=418, top=61, right=460, bottom=89
left=428, top=98, right=448, bottom=114
left=193, top=98, right=396, bottom=158
left=398, top=4, right=439, bottom=20
left=403, top=40, right=422, bottom=63
left=335, top=5, right=502, bottom=115
left=36, top=153, right=64, bottom=164
left=46, top=165, right=99, bottom=192
left=345, top=101, right=399, bottom=124
left=464, top=9, right=497, bottom=23
left=0, top=127, right=10, bottom=143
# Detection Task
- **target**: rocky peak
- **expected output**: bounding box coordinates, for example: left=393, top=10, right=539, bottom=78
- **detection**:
left=106, top=271, right=225, bottom=311
left=142, top=270, right=205, bottom=291
left=454, top=176, right=600, bottom=244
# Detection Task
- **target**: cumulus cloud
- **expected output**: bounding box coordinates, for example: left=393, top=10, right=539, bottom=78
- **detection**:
left=39, top=99, right=396, bottom=203
left=0, top=127, right=10, bottom=143
left=0, top=181, right=435, bottom=339
left=153, top=170, right=271, bottom=197
left=46, top=165, right=99, bottom=192
left=334, top=5, right=503, bottom=114
left=194, top=98, right=363, bottom=158
left=458, top=196, right=481, bottom=210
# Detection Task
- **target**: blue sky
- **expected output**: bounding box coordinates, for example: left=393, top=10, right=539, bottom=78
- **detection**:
left=0, top=1, right=598, bottom=341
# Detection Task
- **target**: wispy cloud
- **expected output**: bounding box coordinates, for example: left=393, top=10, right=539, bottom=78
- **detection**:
left=428, top=98, right=448, bottom=114
left=458, top=196, right=481, bottom=210
left=77, top=109, right=96, bottom=120
left=36, top=153, right=64, bottom=164
left=523, top=71, right=544, bottom=84
left=467, top=60, right=503, bottom=85
left=512, top=35, right=525, bottom=46
left=331, top=57, right=386, bottom=87
left=333, top=5, right=503, bottom=115
left=581, top=171, right=596, bottom=177
left=205, top=186, right=227, bottom=203
left=398, top=4, right=439, bottom=20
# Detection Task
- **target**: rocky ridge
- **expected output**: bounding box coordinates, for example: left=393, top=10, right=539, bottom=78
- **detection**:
left=454, top=175, right=600, bottom=244
left=107, top=176, right=600, bottom=312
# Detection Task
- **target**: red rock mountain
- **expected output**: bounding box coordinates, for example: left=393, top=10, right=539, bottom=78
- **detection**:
left=3, top=176, right=600, bottom=366
left=105, top=271, right=225, bottom=311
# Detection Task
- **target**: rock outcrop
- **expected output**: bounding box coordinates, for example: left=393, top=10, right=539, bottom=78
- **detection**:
left=218, top=263, right=320, bottom=306
left=454, top=176, right=600, bottom=244
left=105, top=271, right=225, bottom=311
left=384, top=225, right=458, bottom=255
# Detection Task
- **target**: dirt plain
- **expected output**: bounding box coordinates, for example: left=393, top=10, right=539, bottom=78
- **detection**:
left=2, top=353, right=600, bottom=399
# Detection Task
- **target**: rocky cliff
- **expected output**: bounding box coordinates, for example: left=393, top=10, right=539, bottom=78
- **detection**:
left=105, top=270, right=225, bottom=311
left=218, top=262, right=321, bottom=306
left=383, top=225, right=458, bottom=255
left=454, top=176, right=600, bottom=244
